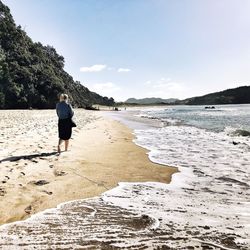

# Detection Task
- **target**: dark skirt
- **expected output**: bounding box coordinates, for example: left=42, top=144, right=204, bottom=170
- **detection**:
left=58, top=118, right=72, bottom=140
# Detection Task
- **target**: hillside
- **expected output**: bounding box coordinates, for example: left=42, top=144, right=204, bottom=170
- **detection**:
left=0, top=1, right=114, bottom=109
left=124, top=86, right=250, bottom=106
left=125, top=97, right=178, bottom=105
left=179, top=86, right=250, bottom=105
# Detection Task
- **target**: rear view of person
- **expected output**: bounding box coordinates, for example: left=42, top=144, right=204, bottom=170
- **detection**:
left=56, top=94, right=74, bottom=154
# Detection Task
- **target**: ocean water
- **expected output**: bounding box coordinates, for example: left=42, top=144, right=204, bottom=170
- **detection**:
left=139, top=104, right=250, bottom=133
left=0, top=105, right=249, bottom=249
left=132, top=104, right=250, bottom=247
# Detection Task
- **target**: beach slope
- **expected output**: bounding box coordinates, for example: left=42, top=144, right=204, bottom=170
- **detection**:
left=0, top=110, right=176, bottom=225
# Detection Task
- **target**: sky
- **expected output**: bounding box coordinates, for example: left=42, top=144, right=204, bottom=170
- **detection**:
left=3, top=0, right=250, bottom=101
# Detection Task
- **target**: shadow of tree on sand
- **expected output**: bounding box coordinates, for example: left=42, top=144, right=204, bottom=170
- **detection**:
left=0, top=152, right=57, bottom=163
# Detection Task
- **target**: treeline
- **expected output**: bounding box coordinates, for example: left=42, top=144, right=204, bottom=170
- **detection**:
left=0, top=1, right=114, bottom=109
left=179, top=86, right=250, bottom=105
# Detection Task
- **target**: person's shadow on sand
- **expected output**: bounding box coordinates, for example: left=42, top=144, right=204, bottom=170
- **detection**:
left=0, top=152, right=57, bottom=163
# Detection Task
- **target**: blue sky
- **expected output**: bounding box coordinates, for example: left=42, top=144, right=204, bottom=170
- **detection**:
left=3, top=0, right=250, bottom=101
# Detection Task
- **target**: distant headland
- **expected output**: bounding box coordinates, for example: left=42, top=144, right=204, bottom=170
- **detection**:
left=122, top=86, right=250, bottom=106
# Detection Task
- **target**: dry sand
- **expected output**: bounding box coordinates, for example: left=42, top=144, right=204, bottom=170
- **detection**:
left=0, top=109, right=177, bottom=225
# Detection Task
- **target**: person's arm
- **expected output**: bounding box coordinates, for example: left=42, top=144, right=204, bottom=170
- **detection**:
left=56, top=103, right=59, bottom=117
left=68, top=104, right=74, bottom=118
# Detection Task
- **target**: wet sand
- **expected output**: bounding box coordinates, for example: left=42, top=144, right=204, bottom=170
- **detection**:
left=0, top=109, right=177, bottom=225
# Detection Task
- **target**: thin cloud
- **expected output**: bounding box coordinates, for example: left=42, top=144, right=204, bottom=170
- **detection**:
left=144, top=80, right=151, bottom=85
left=91, top=82, right=121, bottom=96
left=117, top=68, right=131, bottom=73
left=144, top=77, right=187, bottom=99
left=80, top=64, right=107, bottom=72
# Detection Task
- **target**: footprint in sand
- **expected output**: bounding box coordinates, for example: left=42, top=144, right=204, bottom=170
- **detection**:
left=2, top=176, right=10, bottom=184
left=53, top=170, right=67, bottom=177
left=42, top=190, right=53, bottom=195
left=30, top=180, right=50, bottom=186
left=0, top=187, right=6, bottom=196
left=24, top=205, right=32, bottom=214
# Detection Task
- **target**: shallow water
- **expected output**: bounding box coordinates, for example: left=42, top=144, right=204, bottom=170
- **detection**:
left=142, top=104, right=250, bottom=133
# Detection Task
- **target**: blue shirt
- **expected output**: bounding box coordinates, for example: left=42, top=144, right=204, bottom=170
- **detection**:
left=56, top=101, right=74, bottom=120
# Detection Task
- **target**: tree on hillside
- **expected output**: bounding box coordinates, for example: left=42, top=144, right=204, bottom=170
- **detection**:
left=0, top=0, right=115, bottom=109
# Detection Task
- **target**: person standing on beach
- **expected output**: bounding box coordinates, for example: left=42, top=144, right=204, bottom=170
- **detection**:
left=56, top=94, right=74, bottom=154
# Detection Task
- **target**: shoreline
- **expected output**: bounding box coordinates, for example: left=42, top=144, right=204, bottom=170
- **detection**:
left=0, top=107, right=249, bottom=249
left=0, top=110, right=177, bottom=225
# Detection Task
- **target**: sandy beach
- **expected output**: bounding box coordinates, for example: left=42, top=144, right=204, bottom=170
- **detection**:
left=0, top=109, right=177, bottom=225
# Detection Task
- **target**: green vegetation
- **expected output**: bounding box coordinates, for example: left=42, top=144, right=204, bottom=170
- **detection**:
left=125, top=97, right=178, bottom=105
left=0, top=1, right=114, bottom=109
left=179, top=86, right=250, bottom=105
left=123, top=86, right=250, bottom=106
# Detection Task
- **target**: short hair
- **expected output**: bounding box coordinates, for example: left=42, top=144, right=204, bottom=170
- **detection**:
left=60, top=93, right=68, bottom=101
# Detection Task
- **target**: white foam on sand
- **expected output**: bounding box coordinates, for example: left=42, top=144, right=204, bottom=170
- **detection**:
left=101, top=124, right=250, bottom=248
